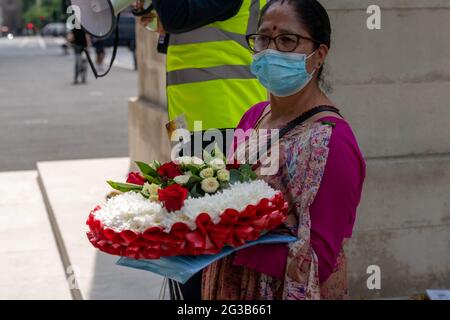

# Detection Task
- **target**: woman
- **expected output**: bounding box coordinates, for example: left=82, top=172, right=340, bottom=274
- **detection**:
left=202, top=0, right=366, bottom=300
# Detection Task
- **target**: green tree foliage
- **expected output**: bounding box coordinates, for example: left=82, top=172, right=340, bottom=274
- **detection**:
left=23, top=0, right=64, bottom=29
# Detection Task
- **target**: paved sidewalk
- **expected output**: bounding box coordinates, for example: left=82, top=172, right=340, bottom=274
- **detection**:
left=0, top=171, right=71, bottom=300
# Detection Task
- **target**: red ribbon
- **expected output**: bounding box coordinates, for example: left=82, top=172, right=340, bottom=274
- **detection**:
left=86, top=192, right=289, bottom=259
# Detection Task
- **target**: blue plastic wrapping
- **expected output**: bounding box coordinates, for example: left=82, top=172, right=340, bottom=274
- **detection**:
left=116, top=234, right=297, bottom=284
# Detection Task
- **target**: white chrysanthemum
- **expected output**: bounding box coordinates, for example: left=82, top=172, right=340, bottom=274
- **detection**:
left=200, top=167, right=214, bottom=179
left=209, top=158, right=226, bottom=171
left=94, top=181, right=278, bottom=233
left=201, top=177, right=220, bottom=193
left=95, top=192, right=164, bottom=233
left=217, top=169, right=230, bottom=182
left=180, top=180, right=278, bottom=227
left=174, top=175, right=191, bottom=185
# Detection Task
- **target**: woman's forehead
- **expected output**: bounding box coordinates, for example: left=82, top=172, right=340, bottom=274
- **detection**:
left=259, top=2, right=305, bottom=34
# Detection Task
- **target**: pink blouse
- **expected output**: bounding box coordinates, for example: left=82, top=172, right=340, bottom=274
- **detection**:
left=232, top=102, right=366, bottom=284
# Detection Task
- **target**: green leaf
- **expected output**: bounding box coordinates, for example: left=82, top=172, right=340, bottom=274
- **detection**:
left=239, top=164, right=257, bottom=182
left=189, top=183, right=204, bottom=199
left=142, top=173, right=161, bottom=185
left=189, top=175, right=202, bottom=183
left=185, top=164, right=203, bottom=175
left=136, top=161, right=159, bottom=177
left=152, top=160, right=162, bottom=170
left=219, top=181, right=230, bottom=190
left=184, top=175, right=202, bottom=190
left=107, top=181, right=143, bottom=193
left=229, top=169, right=241, bottom=184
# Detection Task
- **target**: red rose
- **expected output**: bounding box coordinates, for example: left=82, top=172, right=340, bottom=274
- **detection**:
left=158, top=184, right=189, bottom=212
left=157, top=162, right=182, bottom=179
left=126, top=172, right=146, bottom=185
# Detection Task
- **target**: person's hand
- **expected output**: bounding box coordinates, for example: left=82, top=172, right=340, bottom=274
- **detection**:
left=135, top=1, right=165, bottom=34
left=140, top=12, right=166, bottom=34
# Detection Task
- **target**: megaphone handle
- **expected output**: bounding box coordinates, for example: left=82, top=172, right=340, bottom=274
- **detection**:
left=83, top=14, right=121, bottom=79
left=132, top=1, right=154, bottom=16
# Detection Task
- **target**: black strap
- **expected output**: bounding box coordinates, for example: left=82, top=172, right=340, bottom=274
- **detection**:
left=83, top=14, right=121, bottom=79
left=279, top=105, right=341, bottom=141
left=254, top=105, right=342, bottom=167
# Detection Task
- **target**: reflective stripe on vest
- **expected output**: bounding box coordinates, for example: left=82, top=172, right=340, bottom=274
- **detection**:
left=166, top=0, right=267, bottom=131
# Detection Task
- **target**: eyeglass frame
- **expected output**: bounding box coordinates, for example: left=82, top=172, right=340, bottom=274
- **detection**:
left=245, top=33, right=322, bottom=53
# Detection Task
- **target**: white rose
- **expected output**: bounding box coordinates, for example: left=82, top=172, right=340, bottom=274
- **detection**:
left=191, top=157, right=205, bottom=166
left=217, top=169, right=230, bottom=182
left=200, top=167, right=214, bottom=179
left=174, top=156, right=192, bottom=166
left=201, top=177, right=220, bottom=194
left=174, top=175, right=191, bottom=185
left=209, top=158, right=226, bottom=171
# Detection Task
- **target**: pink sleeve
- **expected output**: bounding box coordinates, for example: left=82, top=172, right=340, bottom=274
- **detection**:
left=310, top=117, right=366, bottom=283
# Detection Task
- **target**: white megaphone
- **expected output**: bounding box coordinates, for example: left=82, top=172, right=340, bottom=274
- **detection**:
left=70, top=0, right=154, bottom=38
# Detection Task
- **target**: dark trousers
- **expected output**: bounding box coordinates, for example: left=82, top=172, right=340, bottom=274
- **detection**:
left=168, top=130, right=232, bottom=300
left=169, top=271, right=203, bottom=300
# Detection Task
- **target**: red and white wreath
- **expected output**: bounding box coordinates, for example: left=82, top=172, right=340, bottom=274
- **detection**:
left=87, top=152, right=288, bottom=259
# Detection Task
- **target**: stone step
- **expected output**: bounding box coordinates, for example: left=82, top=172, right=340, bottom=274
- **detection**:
left=37, top=158, right=164, bottom=300
left=0, top=170, right=71, bottom=300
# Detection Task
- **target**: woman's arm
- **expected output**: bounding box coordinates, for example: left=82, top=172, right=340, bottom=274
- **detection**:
left=281, top=119, right=365, bottom=299
left=152, top=0, right=244, bottom=34
left=309, top=117, right=366, bottom=283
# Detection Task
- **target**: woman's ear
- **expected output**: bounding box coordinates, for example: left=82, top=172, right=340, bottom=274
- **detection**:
left=315, top=44, right=329, bottom=69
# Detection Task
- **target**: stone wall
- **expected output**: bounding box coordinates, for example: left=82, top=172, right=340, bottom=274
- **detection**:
left=128, top=0, right=450, bottom=298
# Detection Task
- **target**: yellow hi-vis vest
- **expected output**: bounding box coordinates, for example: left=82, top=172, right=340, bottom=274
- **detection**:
left=166, top=0, right=267, bottom=132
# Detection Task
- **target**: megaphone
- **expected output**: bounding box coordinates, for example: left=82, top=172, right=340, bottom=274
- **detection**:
left=70, top=0, right=153, bottom=38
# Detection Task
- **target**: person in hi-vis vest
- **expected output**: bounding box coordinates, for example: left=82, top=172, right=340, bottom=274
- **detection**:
left=139, top=0, right=267, bottom=300
left=140, top=0, right=267, bottom=138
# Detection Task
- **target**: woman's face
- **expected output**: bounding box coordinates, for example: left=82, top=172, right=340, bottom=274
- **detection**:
left=257, top=2, right=326, bottom=75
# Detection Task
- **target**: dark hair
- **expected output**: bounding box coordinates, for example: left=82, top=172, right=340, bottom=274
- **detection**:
left=259, top=0, right=331, bottom=82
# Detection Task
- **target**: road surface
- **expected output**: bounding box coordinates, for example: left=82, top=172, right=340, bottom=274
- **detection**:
left=0, top=36, right=138, bottom=171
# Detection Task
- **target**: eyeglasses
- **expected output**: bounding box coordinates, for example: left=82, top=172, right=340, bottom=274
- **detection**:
left=245, top=33, right=320, bottom=53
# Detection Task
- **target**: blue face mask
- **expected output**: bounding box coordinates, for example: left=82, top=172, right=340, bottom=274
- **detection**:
left=250, top=49, right=316, bottom=97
